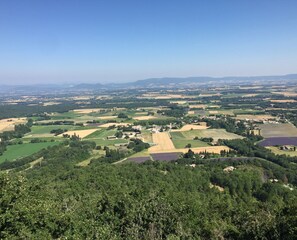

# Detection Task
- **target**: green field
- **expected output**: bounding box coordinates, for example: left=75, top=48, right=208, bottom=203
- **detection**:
left=85, top=129, right=117, bottom=139
left=0, top=142, right=59, bottom=163
left=170, top=132, right=210, bottom=148
left=84, top=129, right=128, bottom=147
left=172, top=129, right=243, bottom=141
left=29, top=125, right=77, bottom=135
left=48, top=112, right=80, bottom=120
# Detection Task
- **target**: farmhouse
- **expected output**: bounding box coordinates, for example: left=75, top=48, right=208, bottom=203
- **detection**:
left=132, top=125, right=142, bottom=131
left=279, top=145, right=296, bottom=151
left=114, top=143, right=128, bottom=147
left=107, top=135, right=117, bottom=140
left=249, top=129, right=261, bottom=136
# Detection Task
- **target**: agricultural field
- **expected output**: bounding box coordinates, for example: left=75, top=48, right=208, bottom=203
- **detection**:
left=259, top=137, right=297, bottom=147
left=177, top=129, right=244, bottom=141
left=173, top=123, right=208, bottom=131
left=259, top=123, right=297, bottom=138
left=267, top=146, right=297, bottom=157
left=0, top=118, right=27, bottom=133
left=170, top=132, right=209, bottom=149
left=235, top=114, right=276, bottom=121
left=0, top=142, right=59, bottom=163
left=58, top=129, right=99, bottom=138
left=149, top=132, right=175, bottom=152
left=84, top=129, right=129, bottom=147
left=24, top=125, right=79, bottom=138
left=132, top=116, right=156, bottom=121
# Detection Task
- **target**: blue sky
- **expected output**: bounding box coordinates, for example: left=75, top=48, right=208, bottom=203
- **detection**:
left=0, top=0, right=297, bottom=84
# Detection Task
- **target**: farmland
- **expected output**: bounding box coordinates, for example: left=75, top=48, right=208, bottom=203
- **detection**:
left=149, top=132, right=175, bottom=152
left=58, top=129, right=99, bottom=138
left=267, top=146, right=297, bottom=156
left=0, top=141, right=59, bottom=163
left=2, top=81, right=297, bottom=239
left=170, top=131, right=210, bottom=149
left=0, top=118, right=27, bottom=133
left=259, top=123, right=297, bottom=138
left=173, top=123, right=208, bottom=131
left=259, top=137, right=297, bottom=147
left=176, top=129, right=244, bottom=141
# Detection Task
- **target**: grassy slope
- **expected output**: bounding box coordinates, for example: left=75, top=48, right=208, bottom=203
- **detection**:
left=0, top=142, right=59, bottom=163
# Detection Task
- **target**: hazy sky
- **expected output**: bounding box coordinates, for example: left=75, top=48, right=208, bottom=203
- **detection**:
left=0, top=0, right=297, bottom=85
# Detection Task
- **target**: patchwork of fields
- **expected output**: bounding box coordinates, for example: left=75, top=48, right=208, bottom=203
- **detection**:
left=4, top=90, right=297, bottom=165
left=148, top=129, right=239, bottom=155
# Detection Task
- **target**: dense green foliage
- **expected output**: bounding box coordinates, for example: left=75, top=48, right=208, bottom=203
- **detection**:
left=1, top=153, right=297, bottom=239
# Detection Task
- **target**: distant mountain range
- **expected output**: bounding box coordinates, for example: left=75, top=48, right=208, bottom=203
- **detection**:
left=1, top=74, right=297, bottom=94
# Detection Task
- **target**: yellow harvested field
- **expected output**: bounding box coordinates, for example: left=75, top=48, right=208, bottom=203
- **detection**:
left=133, top=116, right=156, bottom=121
left=73, top=108, right=102, bottom=114
left=273, top=92, right=297, bottom=97
left=209, top=110, right=219, bottom=114
left=135, top=112, right=148, bottom=115
left=0, top=118, right=27, bottom=133
left=71, top=96, right=92, bottom=100
left=235, top=114, right=276, bottom=121
left=172, top=124, right=208, bottom=131
left=208, top=105, right=221, bottom=108
left=242, top=94, right=259, bottom=98
left=58, top=129, right=98, bottom=138
left=187, top=111, right=195, bottom=115
left=43, top=102, right=61, bottom=106
left=149, top=132, right=175, bottom=152
left=199, top=93, right=221, bottom=97
left=239, top=86, right=262, bottom=89
left=149, top=146, right=230, bottom=154
left=270, top=99, right=297, bottom=103
left=97, top=116, right=118, bottom=120
left=139, top=94, right=196, bottom=99
left=170, top=101, right=187, bottom=104
left=190, top=146, right=230, bottom=154
left=100, top=123, right=130, bottom=128
left=189, top=104, right=207, bottom=109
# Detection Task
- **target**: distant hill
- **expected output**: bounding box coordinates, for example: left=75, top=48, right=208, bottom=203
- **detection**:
left=106, top=74, right=297, bottom=89
left=1, top=74, right=297, bottom=93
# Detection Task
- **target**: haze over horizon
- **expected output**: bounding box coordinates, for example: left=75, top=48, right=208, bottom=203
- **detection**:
left=1, top=0, right=297, bottom=85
